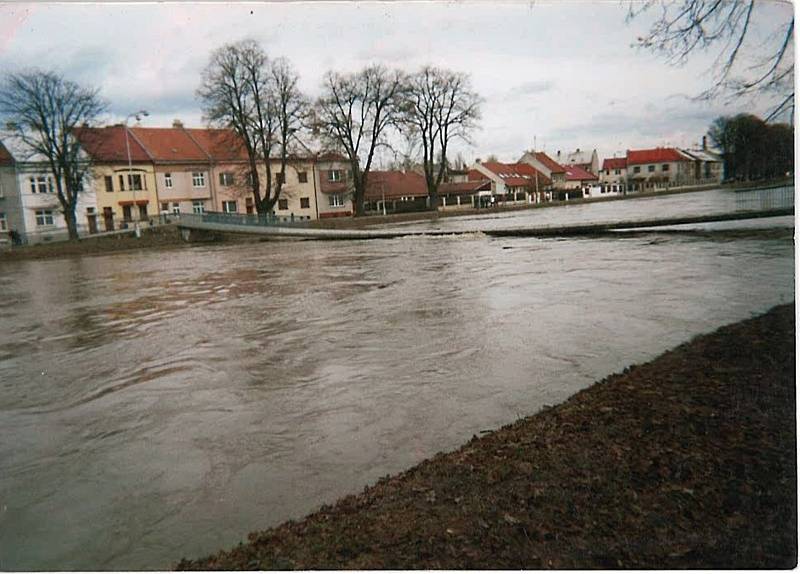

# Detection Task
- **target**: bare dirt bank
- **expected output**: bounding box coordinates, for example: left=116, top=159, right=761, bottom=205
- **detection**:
left=177, top=303, right=796, bottom=570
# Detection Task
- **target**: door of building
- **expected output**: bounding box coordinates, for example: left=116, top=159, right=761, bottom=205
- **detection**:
left=103, top=207, right=114, bottom=231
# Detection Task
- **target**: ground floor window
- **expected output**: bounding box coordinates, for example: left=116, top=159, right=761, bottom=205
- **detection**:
left=0, top=212, right=6, bottom=231
left=278, top=198, right=288, bottom=210
left=329, top=193, right=344, bottom=207
left=192, top=200, right=205, bottom=214
left=35, top=209, right=54, bottom=226
left=300, top=197, right=310, bottom=209
left=122, top=205, right=132, bottom=221
left=222, top=200, right=237, bottom=213
left=171, top=202, right=180, bottom=215
left=161, top=202, right=169, bottom=213
left=245, top=198, right=254, bottom=214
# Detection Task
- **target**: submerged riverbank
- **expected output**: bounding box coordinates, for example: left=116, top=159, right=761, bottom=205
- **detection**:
left=177, top=303, right=796, bottom=570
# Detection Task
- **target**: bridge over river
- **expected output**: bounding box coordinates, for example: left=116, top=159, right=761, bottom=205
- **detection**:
left=176, top=185, right=794, bottom=241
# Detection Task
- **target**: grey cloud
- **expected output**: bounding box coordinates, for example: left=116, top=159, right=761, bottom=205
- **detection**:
left=507, top=80, right=555, bottom=98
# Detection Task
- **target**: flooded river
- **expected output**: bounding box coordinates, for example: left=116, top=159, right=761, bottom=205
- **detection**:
left=0, top=187, right=794, bottom=569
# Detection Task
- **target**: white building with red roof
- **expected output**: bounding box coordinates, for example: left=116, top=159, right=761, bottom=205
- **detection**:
left=470, top=160, right=551, bottom=205
left=626, top=147, right=694, bottom=188
left=600, top=156, right=628, bottom=191
left=517, top=151, right=567, bottom=190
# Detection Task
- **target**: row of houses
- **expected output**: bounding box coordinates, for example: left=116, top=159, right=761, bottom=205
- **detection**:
left=0, top=120, right=724, bottom=243
left=0, top=122, right=354, bottom=243
left=363, top=139, right=724, bottom=213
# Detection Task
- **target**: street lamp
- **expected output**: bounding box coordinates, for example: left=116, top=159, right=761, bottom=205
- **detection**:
left=124, top=110, right=149, bottom=238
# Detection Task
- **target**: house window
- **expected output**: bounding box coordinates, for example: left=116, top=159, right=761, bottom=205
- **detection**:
left=172, top=202, right=180, bottom=215
left=0, top=212, right=6, bottom=231
left=119, top=174, right=125, bottom=190
left=633, top=166, right=641, bottom=174
left=127, top=173, right=143, bottom=190
left=300, top=197, right=310, bottom=209
left=329, top=193, right=344, bottom=207
left=222, top=200, right=237, bottom=213
left=275, top=172, right=285, bottom=184
left=35, top=209, right=54, bottom=226
left=104, top=175, right=114, bottom=192
left=161, top=202, right=169, bottom=213
left=328, top=169, right=342, bottom=182
left=219, top=172, right=234, bottom=186
left=614, top=169, right=621, bottom=175
left=192, top=200, right=205, bottom=214
left=278, top=198, right=288, bottom=210
left=29, top=176, right=51, bottom=194
left=192, top=172, right=206, bottom=187
left=164, top=173, right=173, bottom=188
left=648, top=165, right=655, bottom=173
left=139, top=204, right=148, bottom=220
left=298, top=171, right=308, bottom=183
left=122, top=205, right=132, bottom=221
left=245, top=197, right=254, bottom=214
left=661, top=164, right=670, bottom=171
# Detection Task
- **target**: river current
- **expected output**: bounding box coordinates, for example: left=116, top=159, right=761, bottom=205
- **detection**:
left=0, top=187, right=794, bottom=569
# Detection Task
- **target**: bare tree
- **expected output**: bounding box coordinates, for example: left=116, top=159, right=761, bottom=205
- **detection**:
left=197, top=40, right=307, bottom=215
left=400, top=66, right=481, bottom=209
left=0, top=70, right=105, bottom=240
left=316, top=65, right=405, bottom=216
left=630, top=0, right=794, bottom=121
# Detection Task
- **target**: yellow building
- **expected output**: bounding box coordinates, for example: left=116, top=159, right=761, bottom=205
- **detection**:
left=75, top=126, right=158, bottom=232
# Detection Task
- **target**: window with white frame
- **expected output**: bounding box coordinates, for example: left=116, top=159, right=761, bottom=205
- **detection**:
left=171, top=202, right=180, bottom=215
left=35, top=209, right=54, bottom=226
left=329, top=193, right=344, bottom=207
left=192, top=200, right=205, bottom=214
left=164, top=173, right=173, bottom=188
left=192, top=172, right=206, bottom=187
left=222, top=200, right=237, bottom=213
left=29, top=176, right=51, bottom=194
left=328, top=170, right=342, bottom=182
left=219, top=172, right=234, bottom=186
left=648, top=165, right=655, bottom=173
left=0, top=212, right=6, bottom=231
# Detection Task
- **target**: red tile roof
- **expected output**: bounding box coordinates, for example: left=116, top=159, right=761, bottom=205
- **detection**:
left=478, top=161, right=551, bottom=187
left=130, top=127, right=209, bottom=162
left=439, top=179, right=491, bottom=195
left=534, top=152, right=565, bottom=174
left=602, top=157, right=627, bottom=170
left=74, top=126, right=152, bottom=163
left=564, top=164, right=598, bottom=181
left=0, top=140, right=14, bottom=166
left=626, top=148, right=688, bottom=165
left=365, top=170, right=428, bottom=200
left=184, top=128, right=249, bottom=162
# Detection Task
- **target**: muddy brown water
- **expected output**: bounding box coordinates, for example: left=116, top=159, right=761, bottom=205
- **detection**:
left=0, top=187, right=794, bottom=569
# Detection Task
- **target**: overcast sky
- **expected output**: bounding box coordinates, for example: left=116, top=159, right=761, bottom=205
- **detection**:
left=0, top=1, right=793, bottom=166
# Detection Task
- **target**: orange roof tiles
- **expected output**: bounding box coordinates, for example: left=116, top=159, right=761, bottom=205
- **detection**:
left=534, top=152, right=565, bottom=174
left=602, top=157, right=627, bottom=170
left=564, top=164, right=598, bottom=181
left=365, top=170, right=428, bottom=199
left=130, top=127, right=208, bottom=162
left=0, top=140, right=14, bottom=166
left=74, top=126, right=152, bottom=163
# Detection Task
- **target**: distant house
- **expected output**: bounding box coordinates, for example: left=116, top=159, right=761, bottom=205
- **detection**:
left=600, top=157, right=628, bottom=193
left=470, top=160, right=551, bottom=205
left=680, top=139, right=724, bottom=184
left=626, top=147, right=693, bottom=190
left=561, top=164, right=599, bottom=200
left=0, top=140, right=21, bottom=244
left=518, top=151, right=567, bottom=190
left=555, top=148, right=599, bottom=175
left=364, top=170, right=428, bottom=213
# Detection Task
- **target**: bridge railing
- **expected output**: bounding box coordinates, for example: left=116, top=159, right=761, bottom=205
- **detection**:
left=177, top=211, right=314, bottom=228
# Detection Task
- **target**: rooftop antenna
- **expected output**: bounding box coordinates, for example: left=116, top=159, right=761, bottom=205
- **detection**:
left=534, top=135, right=537, bottom=152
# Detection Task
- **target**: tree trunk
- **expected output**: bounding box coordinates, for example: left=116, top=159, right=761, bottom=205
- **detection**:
left=427, top=182, right=439, bottom=211
left=353, top=181, right=365, bottom=216
left=65, top=207, right=79, bottom=241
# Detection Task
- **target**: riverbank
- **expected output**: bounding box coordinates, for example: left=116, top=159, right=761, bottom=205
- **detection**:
left=177, top=303, right=796, bottom=570
left=0, top=224, right=188, bottom=262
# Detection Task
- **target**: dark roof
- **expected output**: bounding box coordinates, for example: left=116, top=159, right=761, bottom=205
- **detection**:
left=0, top=140, right=14, bottom=166
left=365, top=170, right=428, bottom=199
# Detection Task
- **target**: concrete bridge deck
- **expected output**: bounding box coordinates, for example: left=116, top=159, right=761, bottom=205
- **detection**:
left=177, top=208, right=794, bottom=241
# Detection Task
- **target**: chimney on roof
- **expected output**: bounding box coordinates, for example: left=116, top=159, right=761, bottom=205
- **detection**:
left=173, top=119, right=184, bottom=129
left=702, top=135, right=707, bottom=150
left=475, top=158, right=481, bottom=164
left=576, top=148, right=580, bottom=153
